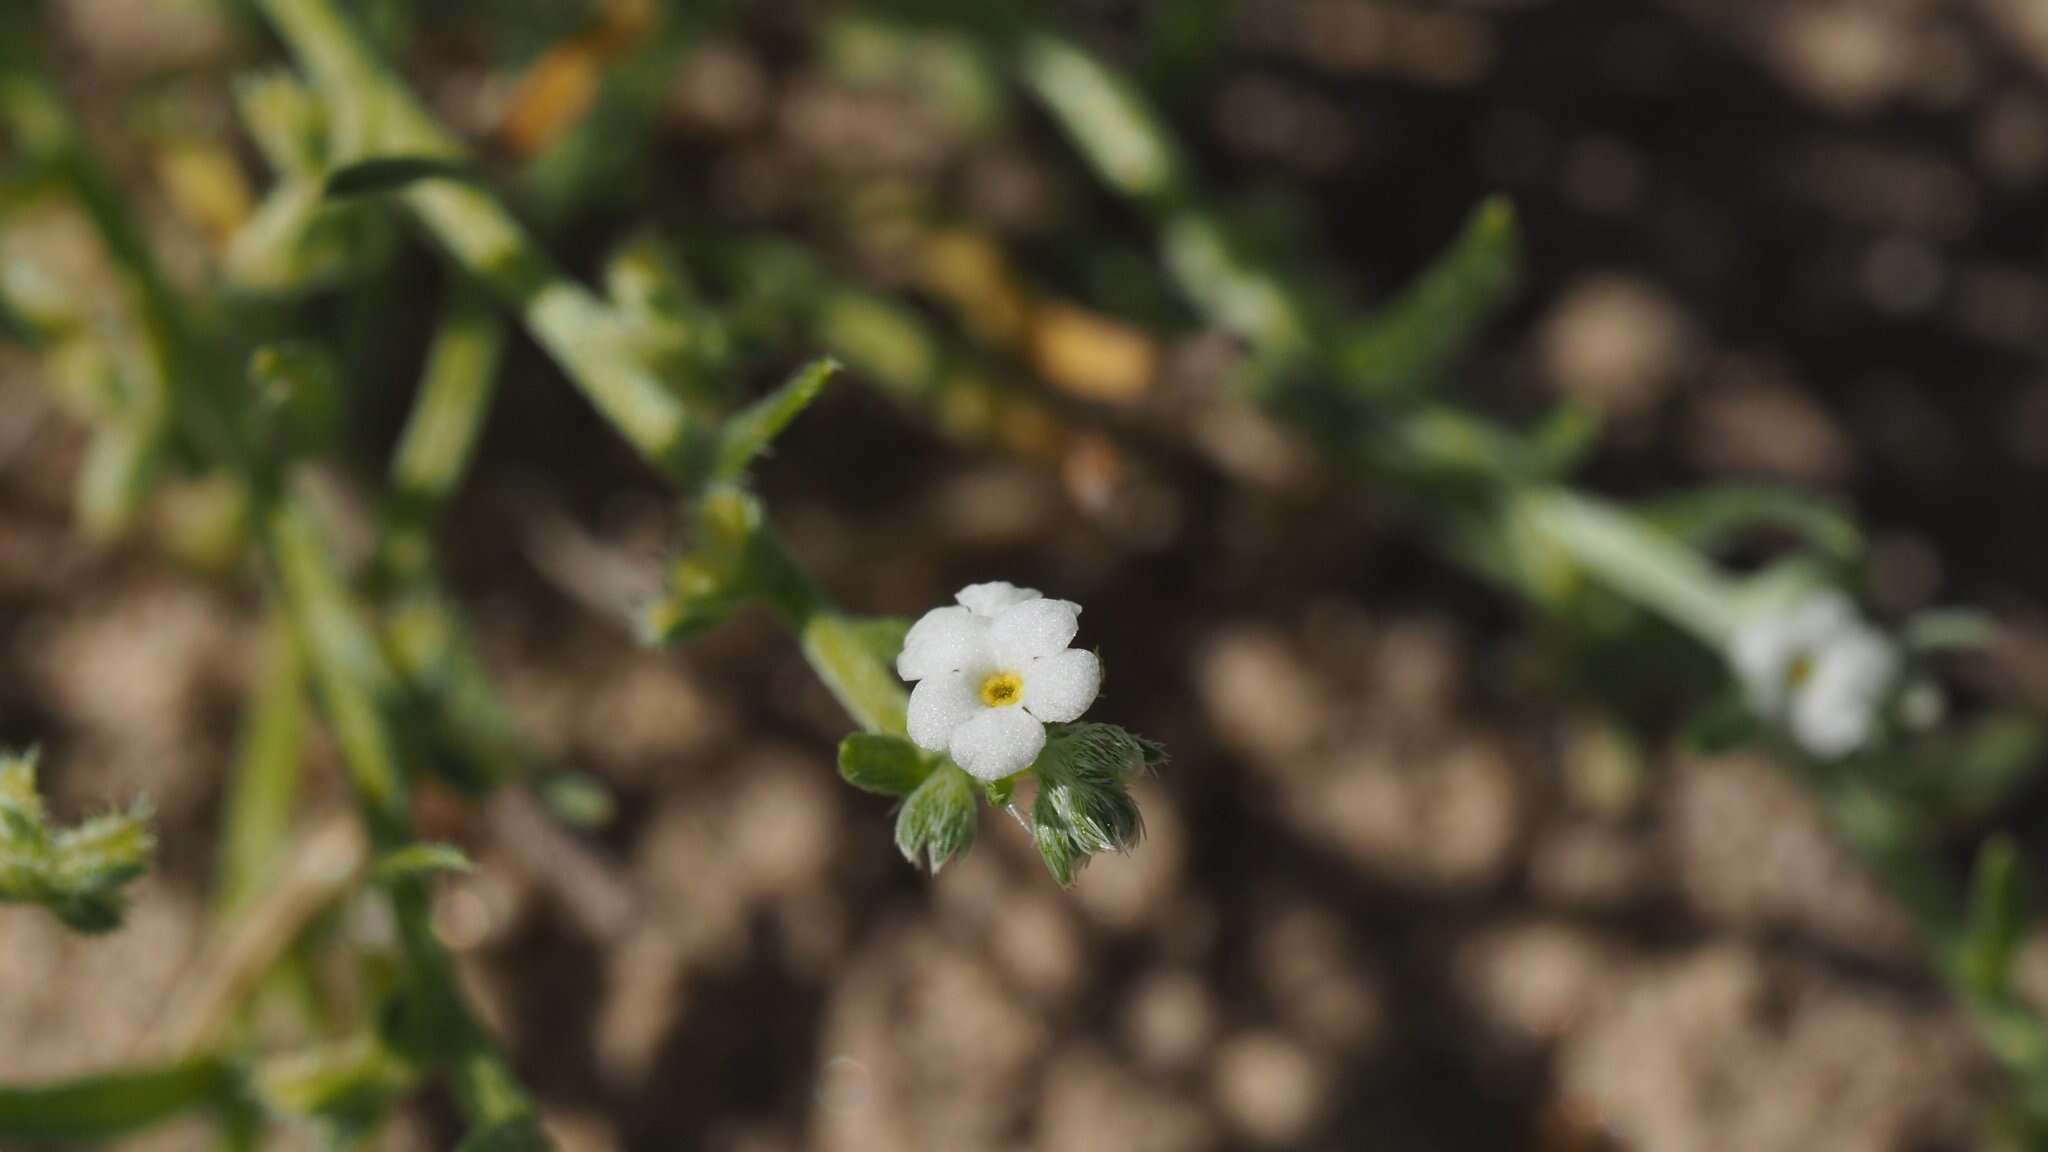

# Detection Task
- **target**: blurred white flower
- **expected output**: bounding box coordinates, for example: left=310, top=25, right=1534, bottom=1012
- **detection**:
left=1729, top=590, right=1899, bottom=758
left=898, top=582, right=1102, bottom=780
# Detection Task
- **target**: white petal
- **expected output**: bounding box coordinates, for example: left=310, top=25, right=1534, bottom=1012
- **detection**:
left=1791, top=630, right=1897, bottom=758
left=907, top=673, right=984, bottom=753
left=897, top=606, right=992, bottom=681
left=1728, top=590, right=1859, bottom=716
left=990, top=598, right=1081, bottom=664
left=948, top=706, right=1047, bottom=781
left=956, top=581, right=1042, bottom=618
left=1022, top=649, right=1101, bottom=723
left=1792, top=691, right=1876, bottom=759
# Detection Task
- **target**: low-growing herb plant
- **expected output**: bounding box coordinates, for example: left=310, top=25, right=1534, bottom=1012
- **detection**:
left=0, top=0, right=2043, bottom=1147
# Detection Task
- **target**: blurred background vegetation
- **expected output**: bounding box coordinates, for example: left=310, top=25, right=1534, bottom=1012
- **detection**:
left=6, top=0, right=2048, bottom=1149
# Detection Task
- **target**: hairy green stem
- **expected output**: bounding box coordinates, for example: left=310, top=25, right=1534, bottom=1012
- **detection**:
left=264, top=489, right=545, bottom=1143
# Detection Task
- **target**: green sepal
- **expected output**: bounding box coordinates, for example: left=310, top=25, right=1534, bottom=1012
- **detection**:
left=895, top=763, right=977, bottom=873
left=1029, top=723, right=1158, bottom=887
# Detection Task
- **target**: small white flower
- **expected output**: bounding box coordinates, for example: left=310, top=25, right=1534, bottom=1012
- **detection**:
left=1728, top=590, right=1899, bottom=759
left=897, top=582, right=1103, bottom=781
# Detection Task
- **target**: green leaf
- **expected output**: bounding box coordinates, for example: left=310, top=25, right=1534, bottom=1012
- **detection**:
left=255, top=1037, right=416, bottom=1144
left=1967, top=836, right=2027, bottom=998
left=1902, top=608, right=1997, bottom=654
left=845, top=615, right=912, bottom=672
left=1018, top=34, right=1182, bottom=204
left=1639, top=484, right=1864, bottom=563
left=1334, top=195, right=1521, bottom=398
left=714, top=357, right=838, bottom=482
left=895, top=763, right=977, bottom=873
left=0, top=747, right=154, bottom=933
left=537, top=770, right=615, bottom=829
left=817, top=290, right=940, bottom=399
left=0, top=1057, right=233, bottom=1142
left=837, top=733, right=932, bottom=796
left=324, top=155, right=481, bottom=199
left=232, top=70, right=327, bottom=178
left=373, top=842, right=474, bottom=883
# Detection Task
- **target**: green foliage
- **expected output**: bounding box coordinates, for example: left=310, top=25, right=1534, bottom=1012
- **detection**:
left=0, top=1058, right=235, bottom=1143
left=373, top=842, right=476, bottom=883
left=714, top=358, right=839, bottom=482
left=1967, top=837, right=2027, bottom=1000
left=0, top=749, right=154, bottom=933
left=838, top=733, right=935, bottom=796
left=254, top=1037, right=417, bottom=1145
left=896, top=763, right=978, bottom=873
left=1640, top=484, right=1864, bottom=564
left=641, top=484, right=767, bottom=644
left=1333, top=196, right=1521, bottom=400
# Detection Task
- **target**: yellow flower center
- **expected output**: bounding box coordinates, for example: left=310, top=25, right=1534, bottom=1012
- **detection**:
left=979, top=671, right=1024, bottom=708
left=1786, top=651, right=1815, bottom=689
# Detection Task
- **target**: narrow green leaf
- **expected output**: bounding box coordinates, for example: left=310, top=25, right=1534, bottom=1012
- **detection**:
left=1018, top=34, right=1182, bottom=205
left=845, top=616, right=912, bottom=672
left=0, top=1057, right=232, bottom=1142
left=1902, top=609, right=1998, bottom=655
left=324, top=156, right=481, bottom=199
left=714, top=357, right=838, bottom=481
left=219, top=620, right=306, bottom=919
left=537, top=771, right=615, bottom=830
left=1968, top=836, right=2027, bottom=998
left=837, top=733, right=932, bottom=796
left=1639, top=484, right=1864, bottom=562
left=373, top=842, right=474, bottom=883
left=895, top=763, right=977, bottom=873
left=1334, top=195, right=1521, bottom=398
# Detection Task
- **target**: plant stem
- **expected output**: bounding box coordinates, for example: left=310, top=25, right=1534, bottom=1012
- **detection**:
left=255, top=0, right=908, bottom=743
left=263, top=490, right=546, bottom=1145
left=258, top=0, right=702, bottom=478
